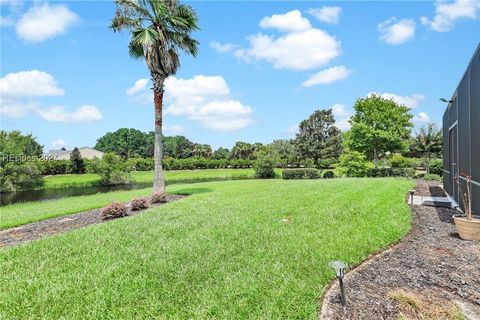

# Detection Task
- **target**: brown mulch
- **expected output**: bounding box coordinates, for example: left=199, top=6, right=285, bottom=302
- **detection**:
left=0, top=195, right=185, bottom=248
left=414, top=179, right=447, bottom=197
left=321, top=180, right=480, bottom=319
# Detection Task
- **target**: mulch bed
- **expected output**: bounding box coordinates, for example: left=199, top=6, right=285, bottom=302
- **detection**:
left=0, top=195, right=185, bottom=248
left=321, top=180, right=480, bottom=319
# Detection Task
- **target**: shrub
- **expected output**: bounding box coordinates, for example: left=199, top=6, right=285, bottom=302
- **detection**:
left=130, top=197, right=149, bottom=211
left=428, top=159, right=443, bottom=176
left=390, top=153, right=411, bottom=168
left=423, top=173, right=442, bottom=181
left=0, top=162, right=44, bottom=192
left=151, top=191, right=167, bottom=204
left=282, top=168, right=319, bottom=180
left=337, top=150, right=373, bottom=177
left=323, top=170, right=335, bottom=179
left=127, top=157, right=154, bottom=171
left=93, top=153, right=132, bottom=185
left=39, top=160, right=71, bottom=175
left=100, top=202, right=128, bottom=220
left=254, top=153, right=276, bottom=179
left=365, top=167, right=415, bottom=178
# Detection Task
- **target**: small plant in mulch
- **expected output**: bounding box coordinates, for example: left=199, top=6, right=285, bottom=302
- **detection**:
left=100, top=202, right=128, bottom=220
left=150, top=191, right=167, bottom=204
left=130, top=198, right=149, bottom=211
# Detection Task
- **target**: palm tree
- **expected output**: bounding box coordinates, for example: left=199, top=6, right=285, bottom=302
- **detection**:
left=111, top=0, right=199, bottom=193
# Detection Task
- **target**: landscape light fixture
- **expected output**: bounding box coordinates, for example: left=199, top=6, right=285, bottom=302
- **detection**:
left=439, top=98, right=454, bottom=104
left=329, top=260, right=347, bottom=306
left=409, top=190, right=415, bottom=207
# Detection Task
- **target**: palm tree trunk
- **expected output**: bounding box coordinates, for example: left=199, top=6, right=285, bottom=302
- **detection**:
left=153, top=83, right=165, bottom=193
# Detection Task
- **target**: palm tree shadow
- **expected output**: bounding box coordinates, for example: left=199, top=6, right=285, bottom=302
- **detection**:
left=172, top=187, right=212, bottom=196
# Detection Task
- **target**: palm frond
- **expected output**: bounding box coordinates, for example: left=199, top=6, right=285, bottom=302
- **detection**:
left=167, top=31, right=199, bottom=57
left=116, top=0, right=153, bottom=21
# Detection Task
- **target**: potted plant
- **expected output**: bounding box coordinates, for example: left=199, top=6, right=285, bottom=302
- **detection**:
left=453, top=173, right=480, bottom=240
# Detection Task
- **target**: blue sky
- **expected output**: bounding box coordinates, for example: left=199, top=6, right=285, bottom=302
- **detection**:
left=1, top=0, right=479, bottom=151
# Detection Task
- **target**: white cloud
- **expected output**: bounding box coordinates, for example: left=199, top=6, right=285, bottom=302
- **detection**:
left=378, top=18, right=415, bottom=45
left=368, top=92, right=426, bottom=108
left=126, top=78, right=149, bottom=95
left=36, top=105, right=102, bottom=123
left=413, top=112, right=430, bottom=123
left=0, top=99, right=37, bottom=118
left=52, top=138, right=67, bottom=149
left=331, top=104, right=352, bottom=131
left=0, top=70, right=64, bottom=98
left=0, top=15, right=14, bottom=26
left=259, top=10, right=311, bottom=32
left=421, top=0, right=480, bottom=32
left=234, top=10, right=341, bottom=71
left=302, top=65, right=351, bottom=87
left=164, top=75, right=254, bottom=131
left=16, top=3, right=79, bottom=43
left=307, top=6, right=342, bottom=24
left=164, top=124, right=185, bottom=135
left=210, top=41, right=237, bottom=53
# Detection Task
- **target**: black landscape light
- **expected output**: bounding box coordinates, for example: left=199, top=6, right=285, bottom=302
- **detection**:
left=329, top=260, right=347, bottom=306
left=409, top=189, right=415, bottom=207
left=439, top=98, right=454, bottom=104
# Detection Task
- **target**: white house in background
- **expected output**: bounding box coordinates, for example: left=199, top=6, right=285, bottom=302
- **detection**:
left=44, top=147, right=104, bottom=160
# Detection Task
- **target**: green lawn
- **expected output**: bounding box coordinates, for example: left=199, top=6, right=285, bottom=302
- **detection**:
left=42, top=168, right=268, bottom=189
left=0, top=178, right=413, bottom=319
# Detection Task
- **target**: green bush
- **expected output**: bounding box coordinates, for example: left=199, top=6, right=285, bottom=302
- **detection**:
left=282, top=168, right=319, bottom=180
left=337, top=151, right=373, bottom=177
left=423, top=173, right=442, bottom=181
left=92, top=153, right=132, bottom=185
left=390, top=153, right=411, bottom=168
left=323, top=170, right=335, bottom=179
left=254, top=153, right=276, bottom=179
left=428, top=159, right=443, bottom=176
left=127, top=157, right=154, bottom=171
left=39, top=160, right=71, bottom=175
left=365, top=167, right=415, bottom=178
left=0, top=162, right=44, bottom=192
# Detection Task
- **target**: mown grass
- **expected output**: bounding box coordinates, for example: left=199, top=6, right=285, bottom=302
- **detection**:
left=42, top=168, right=271, bottom=189
left=0, top=178, right=413, bottom=319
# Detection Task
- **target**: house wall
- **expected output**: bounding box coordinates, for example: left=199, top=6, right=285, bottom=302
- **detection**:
left=443, top=44, right=480, bottom=214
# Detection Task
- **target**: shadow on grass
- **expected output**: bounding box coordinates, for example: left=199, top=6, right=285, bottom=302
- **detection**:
left=171, top=187, right=213, bottom=196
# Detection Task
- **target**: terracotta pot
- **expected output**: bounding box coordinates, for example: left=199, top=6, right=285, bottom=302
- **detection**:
left=453, top=215, right=480, bottom=241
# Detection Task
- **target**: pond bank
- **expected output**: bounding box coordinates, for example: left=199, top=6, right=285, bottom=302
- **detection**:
left=0, top=194, right=186, bottom=248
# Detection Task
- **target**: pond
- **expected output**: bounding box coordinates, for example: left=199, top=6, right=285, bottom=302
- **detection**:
left=0, top=176, right=253, bottom=206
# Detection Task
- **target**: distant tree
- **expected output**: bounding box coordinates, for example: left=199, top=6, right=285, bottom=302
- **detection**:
left=111, top=0, right=199, bottom=193
left=268, top=139, right=296, bottom=166
left=95, top=128, right=151, bottom=159
left=412, top=123, right=442, bottom=173
left=294, top=109, right=342, bottom=168
left=70, top=147, right=86, bottom=174
left=345, top=94, right=413, bottom=161
left=0, top=130, right=43, bottom=163
left=192, top=143, right=212, bottom=158
left=61, top=147, right=66, bottom=151
left=174, top=136, right=195, bottom=159
left=213, top=147, right=230, bottom=160
left=0, top=130, right=44, bottom=192
left=231, top=141, right=256, bottom=160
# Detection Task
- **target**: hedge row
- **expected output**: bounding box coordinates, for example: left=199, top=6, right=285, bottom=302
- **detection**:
left=35, top=157, right=256, bottom=175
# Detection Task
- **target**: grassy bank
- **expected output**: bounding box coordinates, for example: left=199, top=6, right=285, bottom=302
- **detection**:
left=42, top=168, right=272, bottom=189
left=0, top=178, right=413, bottom=319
